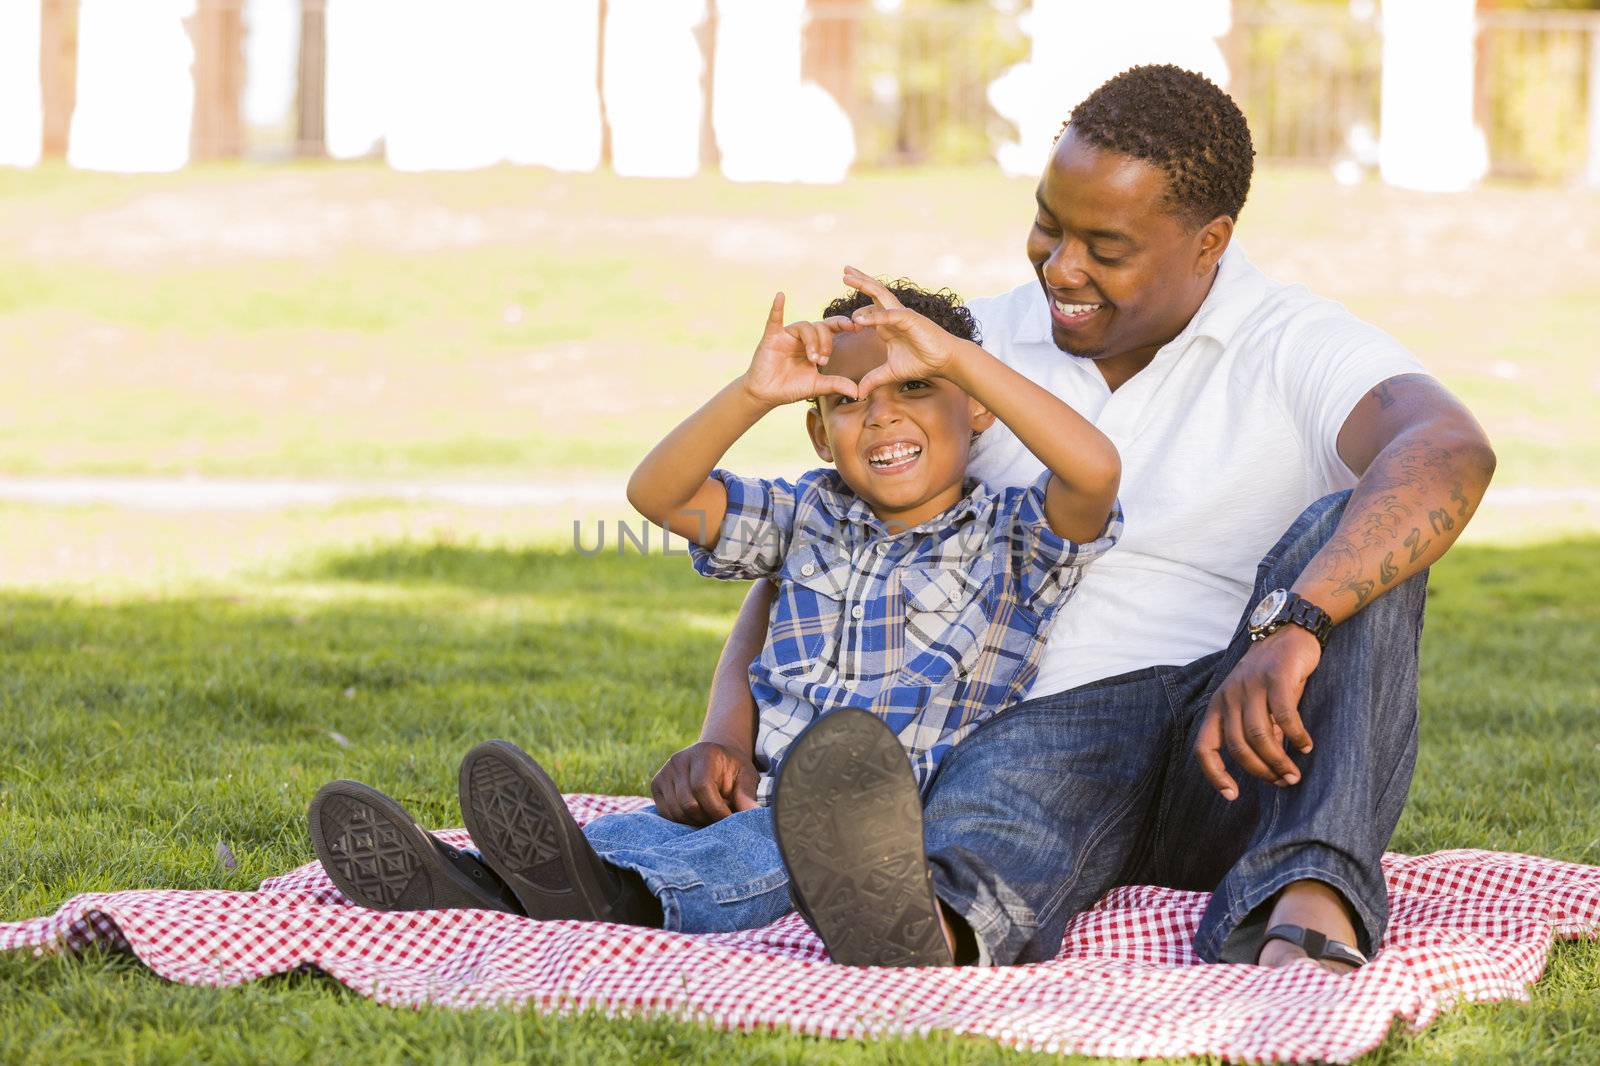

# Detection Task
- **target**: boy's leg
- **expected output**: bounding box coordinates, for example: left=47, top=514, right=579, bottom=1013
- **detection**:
left=587, top=805, right=793, bottom=933
left=1133, top=490, right=1426, bottom=964
left=460, top=740, right=791, bottom=933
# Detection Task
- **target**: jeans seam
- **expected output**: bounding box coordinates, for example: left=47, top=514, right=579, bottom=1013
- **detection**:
left=1034, top=757, right=1163, bottom=936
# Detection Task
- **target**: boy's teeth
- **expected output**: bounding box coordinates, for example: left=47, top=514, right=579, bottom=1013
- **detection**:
left=868, top=443, right=922, bottom=466
left=1054, top=300, right=1101, bottom=317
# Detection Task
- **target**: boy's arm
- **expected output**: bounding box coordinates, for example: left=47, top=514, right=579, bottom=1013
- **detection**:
left=650, top=579, right=773, bottom=825
left=843, top=268, right=1119, bottom=542
left=626, top=293, right=857, bottom=548
left=942, top=345, right=1120, bottom=543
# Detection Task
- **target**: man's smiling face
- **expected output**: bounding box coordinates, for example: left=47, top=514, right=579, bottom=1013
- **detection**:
left=1026, top=128, right=1230, bottom=373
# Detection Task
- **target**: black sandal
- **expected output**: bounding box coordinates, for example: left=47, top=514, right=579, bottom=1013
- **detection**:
left=1261, top=923, right=1369, bottom=969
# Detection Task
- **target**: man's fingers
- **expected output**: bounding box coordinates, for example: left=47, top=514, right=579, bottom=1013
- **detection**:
left=689, top=773, right=733, bottom=823
left=1193, top=703, right=1238, bottom=800
left=1268, top=678, right=1314, bottom=754
left=1221, top=688, right=1279, bottom=785
left=842, top=266, right=904, bottom=310
left=1241, top=685, right=1299, bottom=784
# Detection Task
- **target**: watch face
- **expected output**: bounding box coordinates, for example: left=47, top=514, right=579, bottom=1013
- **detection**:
left=1250, top=588, right=1288, bottom=630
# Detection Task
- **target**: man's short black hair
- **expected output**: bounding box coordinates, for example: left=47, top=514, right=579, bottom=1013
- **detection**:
left=1064, top=64, right=1254, bottom=227
left=822, top=281, right=980, bottom=344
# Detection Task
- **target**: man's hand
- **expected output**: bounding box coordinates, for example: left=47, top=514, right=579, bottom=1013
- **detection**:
left=650, top=740, right=760, bottom=826
left=842, top=266, right=975, bottom=395
left=1193, top=625, right=1321, bottom=800
left=741, top=292, right=860, bottom=408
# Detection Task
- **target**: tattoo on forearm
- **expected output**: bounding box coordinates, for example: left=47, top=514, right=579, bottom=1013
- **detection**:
left=1298, top=434, right=1483, bottom=611
left=1379, top=552, right=1398, bottom=584
left=1404, top=526, right=1431, bottom=563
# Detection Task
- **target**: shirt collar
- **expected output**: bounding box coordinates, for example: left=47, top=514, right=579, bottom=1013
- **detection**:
left=814, top=470, right=989, bottom=537
left=1011, top=242, right=1267, bottom=352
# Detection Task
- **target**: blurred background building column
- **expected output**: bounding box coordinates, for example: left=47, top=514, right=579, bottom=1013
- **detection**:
left=715, top=0, right=854, bottom=182
left=989, top=0, right=1233, bottom=178
left=67, top=0, right=196, bottom=172
left=1379, top=0, right=1488, bottom=191
left=0, top=0, right=45, bottom=166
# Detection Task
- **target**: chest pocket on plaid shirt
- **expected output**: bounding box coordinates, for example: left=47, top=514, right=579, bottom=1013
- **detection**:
left=770, top=545, right=852, bottom=680
left=899, top=557, right=995, bottom=685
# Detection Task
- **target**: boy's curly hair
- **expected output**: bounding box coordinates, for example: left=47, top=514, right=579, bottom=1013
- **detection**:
left=1062, top=64, right=1254, bottom=227
left=822, top=280, right=981, bottom=345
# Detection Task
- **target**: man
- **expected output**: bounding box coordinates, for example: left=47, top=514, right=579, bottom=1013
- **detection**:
left=651, top=65, right=1496, bottom=972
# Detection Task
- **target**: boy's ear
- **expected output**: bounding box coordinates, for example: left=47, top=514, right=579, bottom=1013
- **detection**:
left=805, top=405, right=834, bottom=462
left=968, top=397, right=997, bottom=435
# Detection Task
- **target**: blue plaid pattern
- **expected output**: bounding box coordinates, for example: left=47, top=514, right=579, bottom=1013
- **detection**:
left=690, top=467, right=1122, bottom=802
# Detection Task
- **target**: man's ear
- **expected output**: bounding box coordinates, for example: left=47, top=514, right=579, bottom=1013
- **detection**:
left=806, top=405, right=834, bottom=462
left=968, top=398, right=997, bottom=436
left=1194, top=214, right=1234, bottom=275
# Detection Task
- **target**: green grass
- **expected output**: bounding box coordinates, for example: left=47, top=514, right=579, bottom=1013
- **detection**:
left=0, top=162, right=1596, bottom=485
left=2, top=536, right=1597, bottom=1063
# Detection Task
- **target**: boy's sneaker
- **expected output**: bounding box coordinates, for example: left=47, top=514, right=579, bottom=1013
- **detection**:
left=307, top=779, right=523, bottom=913
left=773, top=708, right=953, bottom=967
left=458, top=739, right=657, bottom=925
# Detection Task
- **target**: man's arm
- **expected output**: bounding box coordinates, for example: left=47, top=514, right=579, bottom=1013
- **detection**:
left=1193, top=374, right=1496, bottom=798
left=650, top=580, right=772, bottom=825
left=1297, top=374, right=1496, bottom=620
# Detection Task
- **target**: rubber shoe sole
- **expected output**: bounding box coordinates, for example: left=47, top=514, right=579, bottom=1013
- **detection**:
left=773, top=708, right=953, bottom=967
left=307, top=779, right=514, bottom=913
left=458, top=739, right=620, bottom=921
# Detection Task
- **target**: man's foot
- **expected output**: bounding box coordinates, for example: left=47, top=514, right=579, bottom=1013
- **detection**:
left=458, top=739, right=658, bottom=925
left=307, top=779, right=522, bottom=913
left=773, top=708, right=953, bottom=967
left=1256, top=880, right=1366, bottom=974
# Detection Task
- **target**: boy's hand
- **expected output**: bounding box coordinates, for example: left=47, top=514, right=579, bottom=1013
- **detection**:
left=843, top=266, right=972, bottom=396
left=651, top=740, right=760, bottom=825
left=742, top=293, right=861, bottom=408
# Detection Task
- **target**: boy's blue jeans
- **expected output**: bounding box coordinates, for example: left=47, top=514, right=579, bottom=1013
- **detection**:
left=589, top=491, right=1425, bottom=962
left=583, top=806, right=792, bottom=933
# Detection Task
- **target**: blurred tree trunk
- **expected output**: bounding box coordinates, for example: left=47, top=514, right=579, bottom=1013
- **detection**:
left=40, top=0, right=79, bottom=159
left=189, top=0, right=245, bottom=160
left=696, top=0, right=719, bottom=171
left=596, top=0, right=612, bottom=169
left=297, top=0, right=327, bottom=157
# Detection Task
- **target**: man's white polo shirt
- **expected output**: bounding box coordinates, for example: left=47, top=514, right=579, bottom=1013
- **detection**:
left=966, top=244, right=1425, bottom=696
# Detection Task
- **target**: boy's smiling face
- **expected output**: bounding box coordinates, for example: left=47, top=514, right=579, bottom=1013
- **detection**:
left=805, top=330, right=994, bottom=531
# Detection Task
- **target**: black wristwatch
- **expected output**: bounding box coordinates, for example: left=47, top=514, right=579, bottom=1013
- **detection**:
left=1248, top=589, right=1333, bottom=648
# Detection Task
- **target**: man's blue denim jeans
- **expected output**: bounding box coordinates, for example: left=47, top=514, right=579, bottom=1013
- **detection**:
left=585, top=490, right=1424, bottom=960
left=923, top=489, right=1426, bottom=965
left=582, top=805, right=792, bottom=933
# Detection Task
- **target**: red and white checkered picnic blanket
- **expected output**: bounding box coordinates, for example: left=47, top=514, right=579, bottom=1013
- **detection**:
left=5, top=794, right=1598, bottom=1063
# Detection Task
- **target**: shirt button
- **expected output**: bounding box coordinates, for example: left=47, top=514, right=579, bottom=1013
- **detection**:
left=875, top=542, right=889, bottom=555
left=851, top=604, right=864, bottom=620
left=800, top=562, right=816, bottom=576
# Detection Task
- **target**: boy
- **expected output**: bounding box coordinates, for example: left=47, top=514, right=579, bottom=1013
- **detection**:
left=307, top=269, right=1120, bottom=964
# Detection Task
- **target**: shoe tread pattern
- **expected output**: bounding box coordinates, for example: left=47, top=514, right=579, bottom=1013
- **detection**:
left=775, top=709, right=952, bottom=968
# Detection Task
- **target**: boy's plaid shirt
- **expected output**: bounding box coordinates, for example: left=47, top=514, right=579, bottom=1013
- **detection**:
left=690, top=467, right=1122, bottom=802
